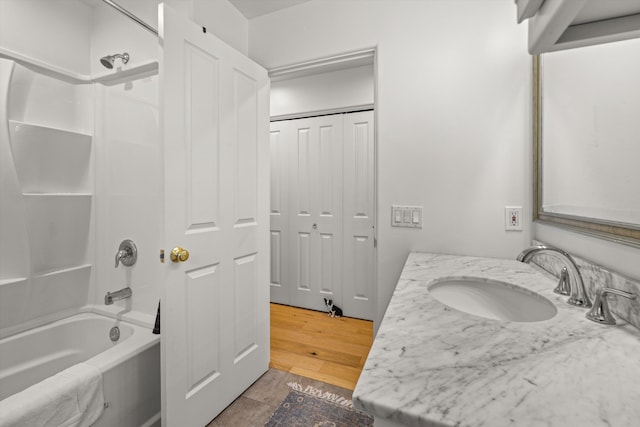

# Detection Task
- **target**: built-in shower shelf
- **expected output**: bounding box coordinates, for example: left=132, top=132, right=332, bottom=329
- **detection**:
left=32, top=264, right=92, bottom=280
left=92, top=60, right=158, bottom=85
left=9, top=120, right=92, bottom=194
left=9, top=120, right=91, bottom=137
left=0, top=277, right=27, bottom=286
left=22, top=193, right=93, bottom=197
left=1, top=47, right=158, bottom=84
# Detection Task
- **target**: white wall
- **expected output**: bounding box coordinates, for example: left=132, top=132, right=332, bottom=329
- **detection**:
left=91, top=0, right=158, bottom=75
left=271, top=64, right=374, bottom=117
left=94, top=76, right=161, bottom=316
left=0, top=0, right=92, bottom=74
left=91, top=0, right=160, bottom=317
left=249, top=0, right=532, bottom=325
left=165, top=0, right=249, bottom=55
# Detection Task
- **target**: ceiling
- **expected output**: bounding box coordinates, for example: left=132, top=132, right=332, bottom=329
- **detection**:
left=228, top=0, right=311, bottom=19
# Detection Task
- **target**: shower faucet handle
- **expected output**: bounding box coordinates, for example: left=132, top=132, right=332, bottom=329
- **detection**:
left=115, top=239, right=137, bottom=268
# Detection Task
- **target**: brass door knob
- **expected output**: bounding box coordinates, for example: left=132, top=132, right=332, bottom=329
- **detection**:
left=170, top=246, right=189, bottom=263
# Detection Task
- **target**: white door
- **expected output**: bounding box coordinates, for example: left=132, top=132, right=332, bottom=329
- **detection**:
left=270, top=112, right=374, bottom=319
left=342, top=111, right=375, bottom=319
left=269, top=121, right=291, bottom=305
left=160, top=5, right=270, bottom=427
left=286, top=115, right=344, bottom=313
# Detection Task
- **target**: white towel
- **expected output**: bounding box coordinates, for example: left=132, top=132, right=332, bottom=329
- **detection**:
left=0, top=362, right=105, bottom=427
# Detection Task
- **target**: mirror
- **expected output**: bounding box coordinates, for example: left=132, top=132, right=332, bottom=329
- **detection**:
left=534, top=38, right=640, bottom=247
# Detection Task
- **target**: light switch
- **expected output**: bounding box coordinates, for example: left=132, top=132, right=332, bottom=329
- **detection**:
left=391, top=205, right=423, bottom=228
left=412, top=209, right=420, bottom=224
left=394, top=209, right=402, bottom=223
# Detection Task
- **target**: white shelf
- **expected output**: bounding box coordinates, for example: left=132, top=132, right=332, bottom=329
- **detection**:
left=9, top=120, right=91, bottom=137
left=32, top=264, right=92, bottom=280
left=22, top=193, right=92, bottom=197
left=0, top=47, right=158, bottom=84
left=92, top=60, right=158, bottom=85
left=0, top=277, right=27, bottom=286
left=9, top=121, right=92, bottom=194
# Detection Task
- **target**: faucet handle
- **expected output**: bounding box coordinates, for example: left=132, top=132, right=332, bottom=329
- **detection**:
left=554, top=267, right=571, bottom=296
left=115, top=239, right=137, bottom=268
left=586, top=287, right=637, bottom=325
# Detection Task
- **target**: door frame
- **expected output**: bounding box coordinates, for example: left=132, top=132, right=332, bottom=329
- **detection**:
left=267, top=48, right=379, bottom=323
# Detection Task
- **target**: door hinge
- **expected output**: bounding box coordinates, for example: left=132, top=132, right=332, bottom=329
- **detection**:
left=374, top=237, right=377, bottom=248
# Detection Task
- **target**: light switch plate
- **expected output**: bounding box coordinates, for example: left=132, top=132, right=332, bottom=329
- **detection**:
left=392, top=205, right=423, bottom=228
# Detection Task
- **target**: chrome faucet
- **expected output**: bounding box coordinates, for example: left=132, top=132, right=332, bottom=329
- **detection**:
left=517, top=245, right=592, bottom=308
left=105, top=287, right=132, bottom=305
left=115, top=239, right=137, bottom=268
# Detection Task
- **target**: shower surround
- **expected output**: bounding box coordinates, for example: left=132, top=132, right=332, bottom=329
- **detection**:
left=0, top=1, right=162, bottom=424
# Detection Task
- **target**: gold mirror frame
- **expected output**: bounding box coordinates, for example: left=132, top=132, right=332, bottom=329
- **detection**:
left=533, top=55, right=640, bottom=248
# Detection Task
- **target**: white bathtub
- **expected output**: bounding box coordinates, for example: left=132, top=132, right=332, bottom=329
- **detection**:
left=0, top=312, right=160, bottom=427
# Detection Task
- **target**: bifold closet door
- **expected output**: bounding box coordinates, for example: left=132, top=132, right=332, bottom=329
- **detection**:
left=342, top=111, right=375, bottom=320
left=289, top=115, right=344, bottom=313
left=269, top=111, right=375, bottom=320
left=269, top=121, right=291, bottom=305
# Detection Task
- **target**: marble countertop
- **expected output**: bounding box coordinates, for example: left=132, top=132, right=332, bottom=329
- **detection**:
left=353, top=252, right=640, bottom=427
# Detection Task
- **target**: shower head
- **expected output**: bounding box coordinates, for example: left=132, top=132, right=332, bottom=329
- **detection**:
left=100, top=52, right=130, bottom=69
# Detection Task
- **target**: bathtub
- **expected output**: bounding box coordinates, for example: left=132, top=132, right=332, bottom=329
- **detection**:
left=0, top=312, right=160, bottom=427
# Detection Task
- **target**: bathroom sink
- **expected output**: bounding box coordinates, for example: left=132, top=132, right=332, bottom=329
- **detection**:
left=428, top=278, right=557, bottom=322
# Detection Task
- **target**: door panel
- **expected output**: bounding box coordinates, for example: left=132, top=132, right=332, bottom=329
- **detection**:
left=234, top=70, right=258, bottom=225
left=185, top=264, right=220, bottom=392
left=289, top=115, right=343, bottom=313
left=296, top=231, right=311, bottom=291
left=296, top=126, right=312, bottom=215
left=161, top=5, right=269, bottom=426
left=343, top=111, right=375, bottom=319
left=269, top=122, right=290, bottom=304
left=319, top=232, right=336, bottom=294
left=233, top=253, right=258, bottom=360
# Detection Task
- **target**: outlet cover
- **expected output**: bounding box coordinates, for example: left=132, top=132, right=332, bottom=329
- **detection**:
left=505, top=206, right=523, bottom=231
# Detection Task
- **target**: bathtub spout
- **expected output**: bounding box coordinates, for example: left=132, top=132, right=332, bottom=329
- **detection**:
left=105, top=287, right=132, bottom=305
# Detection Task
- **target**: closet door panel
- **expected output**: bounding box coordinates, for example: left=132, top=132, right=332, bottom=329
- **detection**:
left=342, top=111, right=375, bottom=320
left=269, top=121, right=290, bottom=304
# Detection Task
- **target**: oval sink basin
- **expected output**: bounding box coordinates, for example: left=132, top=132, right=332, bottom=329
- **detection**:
left=428, top=278, right=557, bottom=322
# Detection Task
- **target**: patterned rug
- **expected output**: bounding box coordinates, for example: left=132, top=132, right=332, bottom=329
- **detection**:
left=264, top=382, right=374, bottom=427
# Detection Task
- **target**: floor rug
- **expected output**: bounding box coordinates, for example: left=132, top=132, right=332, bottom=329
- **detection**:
left=264, top=382, right=374, bottom=427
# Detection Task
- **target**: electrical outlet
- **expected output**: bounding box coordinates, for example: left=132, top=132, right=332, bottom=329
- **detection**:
left=505, top=206, right=523, bottom=231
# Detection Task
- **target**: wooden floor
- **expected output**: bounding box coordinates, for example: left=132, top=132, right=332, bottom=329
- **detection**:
left=269, top=303, right=374, bottom=390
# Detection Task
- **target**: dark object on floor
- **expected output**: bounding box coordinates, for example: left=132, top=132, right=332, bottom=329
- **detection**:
left=323, top=298, right=343, bottom=318
left=264, top=386, right=373, bottom=427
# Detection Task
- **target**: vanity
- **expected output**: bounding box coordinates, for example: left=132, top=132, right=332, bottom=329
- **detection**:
left=352, top=252, right=640, bottom=427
